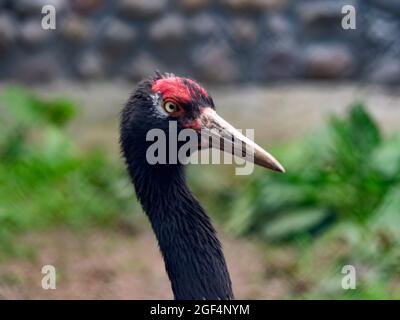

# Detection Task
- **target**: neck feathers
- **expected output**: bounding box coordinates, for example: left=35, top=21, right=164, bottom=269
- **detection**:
left=128, top=158, right=234, bottom=299
left=120, top=94, right=233, bottom=299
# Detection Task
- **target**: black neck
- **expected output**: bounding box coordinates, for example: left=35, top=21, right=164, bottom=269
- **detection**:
left=127, top=149, right=233, bottom=299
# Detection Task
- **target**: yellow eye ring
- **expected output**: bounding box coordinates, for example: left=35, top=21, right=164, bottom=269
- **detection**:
left=164, top=101, right=178, bottom=113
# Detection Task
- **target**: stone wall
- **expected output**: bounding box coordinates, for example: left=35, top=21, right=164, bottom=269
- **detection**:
left=0, top=0, right=399, bottom=84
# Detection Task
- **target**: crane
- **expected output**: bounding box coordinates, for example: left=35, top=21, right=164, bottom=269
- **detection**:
left=120, top=72, right=284, bottom=299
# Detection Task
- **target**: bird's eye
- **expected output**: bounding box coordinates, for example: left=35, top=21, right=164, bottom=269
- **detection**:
left=163, top=101, right=179, bottom=114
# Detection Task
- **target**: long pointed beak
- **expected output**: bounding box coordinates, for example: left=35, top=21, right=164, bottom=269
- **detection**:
left=197, top=108, right=285, bottom=173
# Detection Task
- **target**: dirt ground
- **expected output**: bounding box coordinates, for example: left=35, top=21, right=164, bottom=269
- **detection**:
left=0, top=227, right=289, bottom=299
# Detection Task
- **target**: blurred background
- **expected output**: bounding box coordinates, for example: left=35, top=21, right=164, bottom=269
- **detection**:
left=0, top=0, right=400, bottom=299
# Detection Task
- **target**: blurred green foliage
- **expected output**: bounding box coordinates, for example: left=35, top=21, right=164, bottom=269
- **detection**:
left=0, top=87, right=133, bottom=258
left=228, top=104, right=400, bottom=241
left=222, top=103, right=400, bottom=299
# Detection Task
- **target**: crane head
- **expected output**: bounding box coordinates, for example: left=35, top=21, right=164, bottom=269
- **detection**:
left=122, top=72, right=285, bottom=173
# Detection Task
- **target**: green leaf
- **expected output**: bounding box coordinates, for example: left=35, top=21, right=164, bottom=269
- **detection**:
left=263, top=208, right=330, bottom=241
left=372, top=134, right=400, bottom=178
left=348, top=103, right=381, bottom=153
left=370, top=185, right=400, bottom=237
